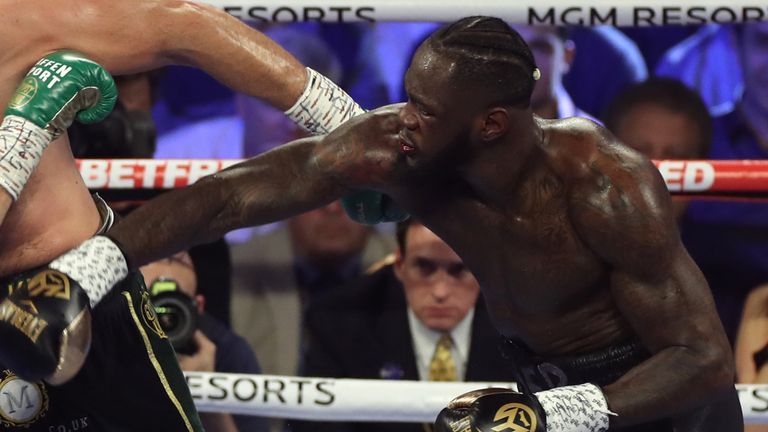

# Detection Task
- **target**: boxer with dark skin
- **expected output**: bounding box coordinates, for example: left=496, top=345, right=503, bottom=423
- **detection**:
left=43, top=17, right=740, bottom=431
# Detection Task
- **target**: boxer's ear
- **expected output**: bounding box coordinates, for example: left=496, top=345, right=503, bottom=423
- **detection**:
left=480, top=108, right=509, bottom=141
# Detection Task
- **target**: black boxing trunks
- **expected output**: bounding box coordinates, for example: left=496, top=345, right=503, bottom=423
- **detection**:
left=0, top=272, right=203, bottom=432
left=502, top=338, right=743, bottom=431
left=0, top=199, right=202, bottom=431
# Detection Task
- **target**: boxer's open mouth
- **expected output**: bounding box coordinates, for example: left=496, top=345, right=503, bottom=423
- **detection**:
left=399, top=132, right=416, bottom=155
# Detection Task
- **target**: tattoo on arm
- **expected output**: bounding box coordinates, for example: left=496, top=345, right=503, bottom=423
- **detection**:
left=571, top=157, right=677, bottom=277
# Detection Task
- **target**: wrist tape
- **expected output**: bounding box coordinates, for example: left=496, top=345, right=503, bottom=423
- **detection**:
left=536, top=383, right=615, bottom=432
left=50, top=236, right=129, bottom=308
left=0, top=115, right=54, bottom=200
left=284, top=67, right=365, bottom=135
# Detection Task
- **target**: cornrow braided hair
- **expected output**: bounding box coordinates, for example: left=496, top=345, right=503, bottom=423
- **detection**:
left=427, top=16, right=540, bottom=108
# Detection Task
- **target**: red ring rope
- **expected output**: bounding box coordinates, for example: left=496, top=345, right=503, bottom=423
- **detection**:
left=76, top=159, right=768, bottom=198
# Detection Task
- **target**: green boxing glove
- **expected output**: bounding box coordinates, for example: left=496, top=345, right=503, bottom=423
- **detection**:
left=0, top=50, right=117, bottom=200
left=341, top=190, right=410, bottom=225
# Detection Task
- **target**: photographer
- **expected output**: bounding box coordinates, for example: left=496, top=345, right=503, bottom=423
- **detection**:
left=141, top=251, right=268, bottom=432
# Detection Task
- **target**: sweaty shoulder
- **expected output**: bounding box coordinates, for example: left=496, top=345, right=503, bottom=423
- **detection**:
left=538, top=116, right=649, bottom=183
left=542, top=117, right=678, bottom=272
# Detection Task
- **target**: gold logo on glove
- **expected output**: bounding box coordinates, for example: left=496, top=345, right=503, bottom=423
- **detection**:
left=27, top=271, right=71, bottom=301
left=491, top=403, right=536, bottom=432
left=0, top=299, right=48, bottom=342
left=8, top=77, right=38, bottom=109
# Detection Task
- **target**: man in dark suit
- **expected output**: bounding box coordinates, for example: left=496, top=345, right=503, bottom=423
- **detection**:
left=293, top=218, right=514, bottom=432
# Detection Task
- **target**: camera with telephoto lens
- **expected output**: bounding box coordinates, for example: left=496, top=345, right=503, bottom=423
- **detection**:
left=149, top=278, right=198, bottom=355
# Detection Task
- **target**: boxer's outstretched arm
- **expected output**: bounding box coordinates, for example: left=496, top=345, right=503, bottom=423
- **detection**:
left=108, top=136, right=340, bottom=267
left=107, top=107, right=402, bottom=268
left=569, top=150, right=734, bottom=427
left=1, top=1, right=308, bottom=224
left=58, top=0, right=306, bottom=109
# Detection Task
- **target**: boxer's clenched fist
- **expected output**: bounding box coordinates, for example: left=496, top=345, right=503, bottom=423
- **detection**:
left=435, top=384, right=614, bottom=432
left=0, top=50, right=116, bottom=200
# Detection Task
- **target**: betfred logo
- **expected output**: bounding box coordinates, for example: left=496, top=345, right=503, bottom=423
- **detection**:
left=656, top=161, right=715, bottom=192
left=77, top=159, right=241, bottom=189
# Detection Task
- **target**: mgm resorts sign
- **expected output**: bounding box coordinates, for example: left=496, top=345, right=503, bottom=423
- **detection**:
left=208, top=2, right=768, bottom=25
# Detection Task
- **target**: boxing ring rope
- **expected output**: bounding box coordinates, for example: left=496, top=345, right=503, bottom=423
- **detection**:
left=77, top=159, right=768, bottom=199
left=197, top=0, right=768, bottom=26
left=183, top=372, right=768, bottom=424
left=186, top=372, right=516, bottom=422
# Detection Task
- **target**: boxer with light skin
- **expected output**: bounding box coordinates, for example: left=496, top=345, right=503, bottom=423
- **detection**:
left=0, top=0, right=309, bottom=275
left=8, top=17, right=741, bottom=432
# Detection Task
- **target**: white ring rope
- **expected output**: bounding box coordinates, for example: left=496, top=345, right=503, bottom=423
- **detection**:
left=186, top=372, right=768, bottom=424
left=196, top=0, right=768, bottom=25
left=188, top=372, right=515, bottom=422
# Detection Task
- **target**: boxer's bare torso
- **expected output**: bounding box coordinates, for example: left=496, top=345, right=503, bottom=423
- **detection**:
left=397, top=118, right=656, bottom=354
left=0, top=0, right=305, bottom=276
left=0, top=6, right=100, bottom=276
